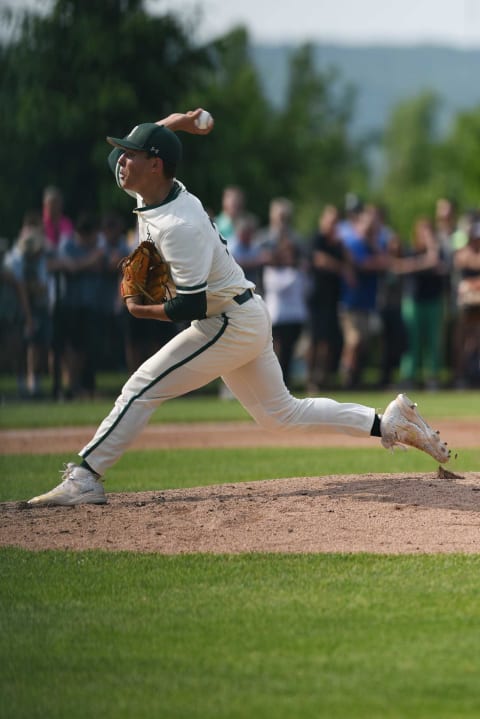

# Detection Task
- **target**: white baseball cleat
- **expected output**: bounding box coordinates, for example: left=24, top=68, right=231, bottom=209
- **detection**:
left=27, top=463, right=107, bottom=506
left=380, top=393, right=450, bottom=463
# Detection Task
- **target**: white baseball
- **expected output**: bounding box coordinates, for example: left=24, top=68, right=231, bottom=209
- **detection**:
left=194, top=110, right=213, bottom=130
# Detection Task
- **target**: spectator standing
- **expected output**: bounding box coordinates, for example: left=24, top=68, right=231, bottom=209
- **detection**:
left=307, top=204, right=353, bottom=391
left=254, top=197, right=304, bottom=251
left=451, top=208, right=477, bottom=252
left=254, top=197, right=304, bottom=295
left=452, top=221, right=480, bottom=387
left=56, top=213, right=105, bottom=398
left=337, top=192, right=364, bottom=242
left=338, top=206, right=389, bottom=388
left=435, top=197, right=458, bottom=260
left=263, top=237, right=309, bottom=389
left=97, top=212, right=131, bottom=371
left=376, top=233, right=408, bottom=388
left=214, top=186, right=245, bottom=250
left=434, top=197, right=462, bottom=377
left=231, top=213, right=265, bottom=288
left=42, top=186, right=75, bottom=398
left=42, top=186, right=74, bottom=249
left=0, top=238, right=32, bottom=396
left=397, top=217, right=448, bottom=390
left=4, top=211, right=52, bottom=397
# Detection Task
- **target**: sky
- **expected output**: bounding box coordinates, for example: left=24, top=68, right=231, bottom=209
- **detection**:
left=148, top=0, right=480, bottom=47
left=10, top=0, right=480, bottom=47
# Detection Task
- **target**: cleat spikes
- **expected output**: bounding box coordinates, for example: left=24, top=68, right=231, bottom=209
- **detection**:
left=380, top=393, right=451, bottom=464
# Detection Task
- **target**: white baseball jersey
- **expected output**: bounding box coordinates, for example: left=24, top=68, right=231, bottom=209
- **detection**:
left=134, top=181, right=254, bottom=316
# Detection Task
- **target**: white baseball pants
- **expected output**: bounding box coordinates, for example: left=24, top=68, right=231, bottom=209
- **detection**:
left=80, top=294, right=376, bottom=476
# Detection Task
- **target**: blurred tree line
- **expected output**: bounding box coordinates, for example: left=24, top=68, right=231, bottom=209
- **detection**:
left=0, top=0, right=364, bottom=239
left=1, top=0, right=480, bottom=243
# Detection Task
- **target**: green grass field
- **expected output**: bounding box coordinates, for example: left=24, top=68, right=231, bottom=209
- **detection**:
left=1, top=447, right=479, bottom=504
left=2, top=388, right=480, bottom=428
left=3, top=550, right=480, bottom=718
left=1, top=390, right=479, bottom=718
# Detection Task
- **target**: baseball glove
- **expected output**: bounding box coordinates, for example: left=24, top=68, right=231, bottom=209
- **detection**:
left=119, top=240, right=171, bottom=304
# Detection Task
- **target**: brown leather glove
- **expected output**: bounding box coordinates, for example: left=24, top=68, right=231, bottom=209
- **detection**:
left=119, top=241, right=171, bottom=304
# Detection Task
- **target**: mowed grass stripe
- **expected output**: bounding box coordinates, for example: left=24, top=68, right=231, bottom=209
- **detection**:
left=1, top=390, right=480, bottom=429
left=2, top=549, right=480, bottom=719
left=1, top=447, right=479, bottom=503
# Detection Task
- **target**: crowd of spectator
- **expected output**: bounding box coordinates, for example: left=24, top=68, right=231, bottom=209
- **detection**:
left=0, top=186, right=180, bottom=399
left=2, top=184, right=480, bottom=400
left=224, top=190, right=480, bottom=393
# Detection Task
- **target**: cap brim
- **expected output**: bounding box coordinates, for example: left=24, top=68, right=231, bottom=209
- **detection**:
left=106, top=136, right=141, bottom=151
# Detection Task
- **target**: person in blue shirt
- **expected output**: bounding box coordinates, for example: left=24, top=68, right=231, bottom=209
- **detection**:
left=339, top=205, right=389, bottom=388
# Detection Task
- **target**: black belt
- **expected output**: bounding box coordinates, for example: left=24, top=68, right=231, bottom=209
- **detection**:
left=233, top=288, right=254, bottom=305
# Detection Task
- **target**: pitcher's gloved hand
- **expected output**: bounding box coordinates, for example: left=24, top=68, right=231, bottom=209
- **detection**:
left=119, top=240, right=171, bottom=303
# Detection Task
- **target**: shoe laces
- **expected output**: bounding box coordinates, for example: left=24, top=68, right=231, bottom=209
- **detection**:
left=60, top=462, right=77, bottom=482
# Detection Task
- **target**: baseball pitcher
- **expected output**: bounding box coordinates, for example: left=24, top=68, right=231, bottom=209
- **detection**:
left=28, top=109, right=449, bottom=506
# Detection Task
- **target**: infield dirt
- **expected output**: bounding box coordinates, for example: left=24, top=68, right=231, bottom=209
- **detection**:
left=1, top=420, right=478, bottom=554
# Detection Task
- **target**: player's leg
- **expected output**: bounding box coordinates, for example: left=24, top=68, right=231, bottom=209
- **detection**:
left=223, top=334, right=450, bottom=462
left=27, top=305, right=269, bottom=505
left=223, top=339, right=376, bottom=436
left=27, top=321, right=228, bottom=505
left=78, top=313, right=264, bottom=474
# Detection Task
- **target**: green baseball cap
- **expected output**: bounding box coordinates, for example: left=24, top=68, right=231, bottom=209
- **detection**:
left=106, top=123, right=182, bottom=165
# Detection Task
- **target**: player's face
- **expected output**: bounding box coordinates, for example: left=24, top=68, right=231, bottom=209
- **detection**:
left=118, top=150, right=154, bottom=194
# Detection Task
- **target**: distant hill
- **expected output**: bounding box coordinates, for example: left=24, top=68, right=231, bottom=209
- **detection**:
left=251, top=43, right=480, bottom=138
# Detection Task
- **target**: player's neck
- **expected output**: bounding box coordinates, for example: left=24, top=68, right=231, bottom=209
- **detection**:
left=140, top=178, right=174, bottom=207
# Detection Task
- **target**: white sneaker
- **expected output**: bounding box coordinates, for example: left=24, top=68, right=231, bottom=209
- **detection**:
left=27, top=463, right=106, bottom=506
left=381, top=393, right=450, bottom=463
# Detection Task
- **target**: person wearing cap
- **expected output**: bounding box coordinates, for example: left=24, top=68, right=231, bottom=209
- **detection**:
left=27, top=109, right=450, bottom=506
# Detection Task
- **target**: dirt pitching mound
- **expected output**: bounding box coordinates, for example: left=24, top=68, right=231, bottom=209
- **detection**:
left=2, top=469, right=480, bottom=555
left=1, top=418, right=477, bottom=554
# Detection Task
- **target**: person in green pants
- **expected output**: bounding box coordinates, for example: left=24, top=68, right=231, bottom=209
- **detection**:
left=398, top=217, right=448, bottom=390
